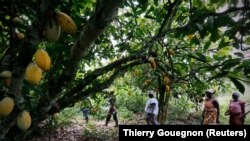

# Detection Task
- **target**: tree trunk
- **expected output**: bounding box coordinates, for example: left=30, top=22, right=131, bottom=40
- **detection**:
left=157, top=85, right=170, bottom=124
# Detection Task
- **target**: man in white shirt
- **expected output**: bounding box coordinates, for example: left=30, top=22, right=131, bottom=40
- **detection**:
left=145, top=91, right=159, bottom=125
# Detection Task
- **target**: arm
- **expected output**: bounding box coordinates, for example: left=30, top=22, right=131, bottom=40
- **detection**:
left=201, top=101, right=206, bottom=125
left=224, top=100, right=231, bottom=116
left=149, top=103, right=156, bottom=114
left=241, top=101, right=246, bottom=124
left=241, top=101, right=245, bottom=115
left=213, top=100, right=220, bottom=123
left=201, top=108, right=205, bottom=125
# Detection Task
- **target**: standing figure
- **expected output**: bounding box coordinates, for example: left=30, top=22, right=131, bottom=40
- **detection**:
left=225, top=92, right=245, bottom=125
left=105, top=91, right=119, bottom=127
left=202, top=89, right=220, bottom=125
left=145, top=91, right=159, bottom=125
left=82, top=107, right=90, bottom=123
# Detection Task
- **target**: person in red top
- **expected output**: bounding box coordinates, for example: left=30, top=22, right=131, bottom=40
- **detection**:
left=202, top=89, right=220, bottom=125
left=225, top=92, right=245, bottom=125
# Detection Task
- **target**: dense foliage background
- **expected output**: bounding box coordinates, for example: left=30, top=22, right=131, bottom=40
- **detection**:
left=0, top=0, right=250, bottom=140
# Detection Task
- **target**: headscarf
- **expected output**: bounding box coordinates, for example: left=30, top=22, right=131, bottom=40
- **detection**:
left=232, top=92, right=240, bottom=98
left=205, top=89, right=214, bottom=94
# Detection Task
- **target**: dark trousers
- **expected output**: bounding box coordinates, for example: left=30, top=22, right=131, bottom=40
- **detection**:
left=105, top=113, right=118, bottom=127
left=84, top=116, right=89, bottom=123
left=146, top=113, right=159, bottom=125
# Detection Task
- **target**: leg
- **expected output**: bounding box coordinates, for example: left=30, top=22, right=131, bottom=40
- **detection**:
left=146, top=113, right=151, bottom=125
left=152, top=114, right=159, bottom=125
left=105, top=114, right=111, bottom=126
left=148, top=114, right=155, bottom=125
left=113, top=113, right=118, bottom=127
left=85, top=116, right=89, bottom=123
left=146, top=113, right=155, bottom=125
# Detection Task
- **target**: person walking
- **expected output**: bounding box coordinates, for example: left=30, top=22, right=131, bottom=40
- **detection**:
left=145, top=91, right=159, bottom=125
left=225, top=92, right=245, bottom=125
left=105, top=91, right=119, bottom=127
left=202, top=89, right=220, bottom=125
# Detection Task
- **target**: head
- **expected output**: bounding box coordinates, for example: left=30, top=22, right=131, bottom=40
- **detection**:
left=232, top=92, right=240, bottom=100
left=205, top=89, right=214, bottom=98
left=110, top=91, right=115, bottom=95
left=148, top=91, right=155, bottom=98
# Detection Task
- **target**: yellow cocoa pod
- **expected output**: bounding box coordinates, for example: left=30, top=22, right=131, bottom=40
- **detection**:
left=56, top=12, right=77, bottom=34
left=165, top=85, right=170, bottom=93
left=13, top=17, right=23, bottom=24
left=0, top=70, right=12, bottom=78
left=0, top=97, right=14, bottom=117
left=188, top=34, right=193, bottom=40
left=25, top=63, right=42, bottom=85
left=34, top=49, right=51, bottom=71
left=45, top=19, right=61, bottom=42
left=17, top=32, right=25, bottom=40
left=17, top=111, right=32, bottom=131
left=148, top=57, right=156, bottom=69
left=169, top=49, right=176, bottom=56
left=163, top=76, right=170, bottom=86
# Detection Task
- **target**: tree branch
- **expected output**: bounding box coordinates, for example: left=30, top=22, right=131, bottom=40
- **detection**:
left=0, top=0, right=60, bottom=138
left=54, top=0, right=124, bottom=95
left=151, top=6, right=250, bottom=43
left=57, top=60, right=145, bottom=111
left=158, top=0, right=181, bottom=35
left=62, top=54, right=142, bottom=96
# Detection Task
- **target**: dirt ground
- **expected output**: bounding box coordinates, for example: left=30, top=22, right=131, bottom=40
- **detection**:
left=25, top=120, right=118, bottom=141
left=25, top=114, right=146, bottom=141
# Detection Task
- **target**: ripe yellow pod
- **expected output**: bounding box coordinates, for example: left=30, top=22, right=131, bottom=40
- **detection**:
left=17, top=111, right=32, bottom=131
left=148, top=57, right=156, bottom=69
left=169, top=49, right=176, bottom=56
left=163, top=76, right=170, bottom=86
left=165, top=85, right=170, bottom=93
left=34, top=49, right=51, bottom=71
left=17, top=32, right=25, bottom=40
left=25, top=63, right=42, bottom=85
left=0, top=97, right=14, bottom=117
left=56, top=12, right=77, bottom=34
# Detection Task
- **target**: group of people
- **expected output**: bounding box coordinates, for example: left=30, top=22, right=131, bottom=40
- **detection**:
left=144, top=89, right=247, bottom=125
left=81, top=91, right=118, bottom=127
left=81, top=89, right=246, bottom=126
left=202, top=89, right=246, bottom=125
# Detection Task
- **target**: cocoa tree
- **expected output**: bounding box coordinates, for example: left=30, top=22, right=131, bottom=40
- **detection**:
left=0, top=0, right=250, bottom=140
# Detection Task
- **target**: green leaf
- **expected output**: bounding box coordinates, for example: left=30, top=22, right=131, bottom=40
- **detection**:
left=199, top=28, right=209, bottom=39
left=138, top=0, right=148, bottom=6
left=244, top=36, right=250, bottom=44
left=221, top=59, right=241, bottom=70
left=208, top=71, right=228, bottom=81
left=203, top=41, right=211, bottom=51
left=243, top=67, right=250, bottom=75
left=214, top=15, right=234, bottom=27
left=153, top=0, right=158, bottom=5
left=233, top=52, right=244, bottom=58
left=187, top=53, right=208, bottom=62
left=229, top=77, right=245, bottom=94
left=232, top=43, right=240, bottom=49
left=210, top=28, right=219, bottom=42
left=195, top=23, right=203, bottom=31
left=218, top=38, right=230, bottom=50
left=190, top=36, right=200, bottom=45
left=215, top=46, right=232, bottom=58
